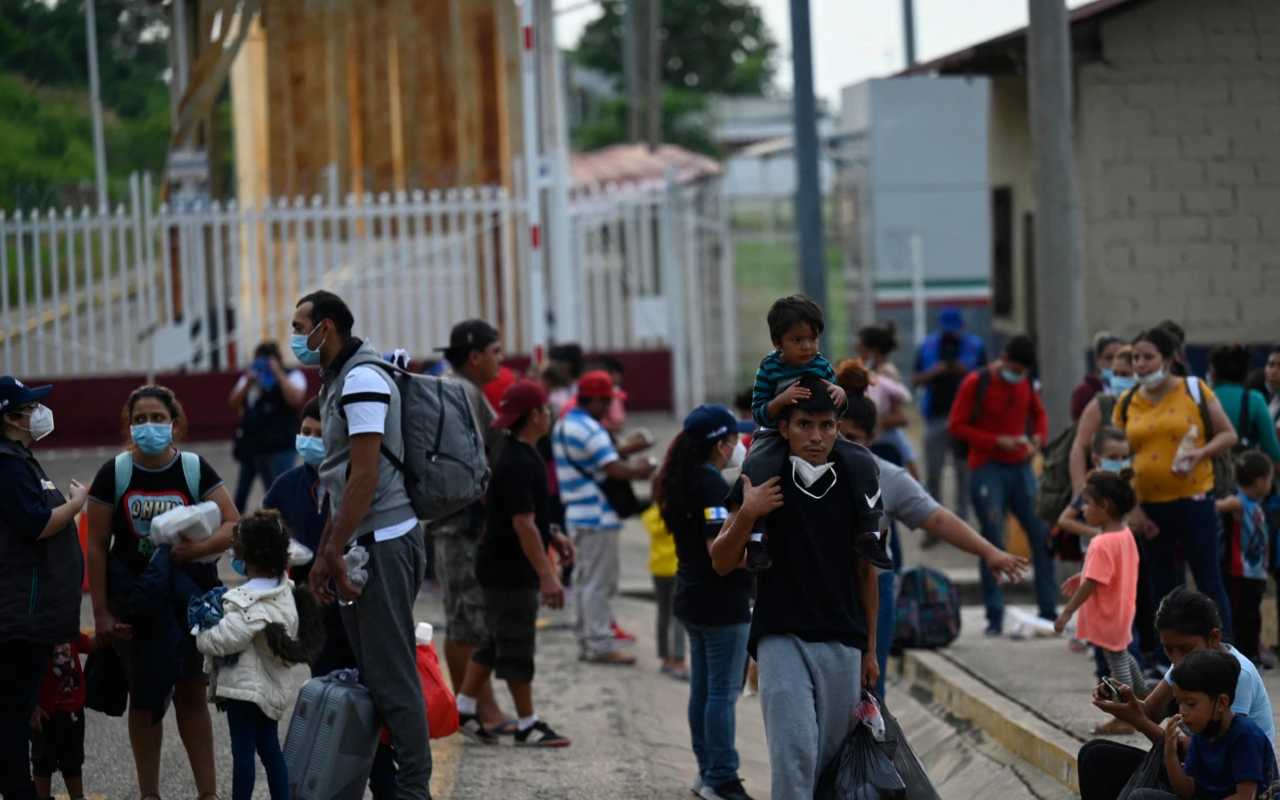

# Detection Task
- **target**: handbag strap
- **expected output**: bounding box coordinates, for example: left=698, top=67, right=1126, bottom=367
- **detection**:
left=555, top=417, right=602, bottom=484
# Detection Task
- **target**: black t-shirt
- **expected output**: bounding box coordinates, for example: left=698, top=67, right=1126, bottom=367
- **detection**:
left=672, top=465, right=751, bottom=627
left=88, top=451, right=224, bottom=575
left=729, top=449, right=883, bottom=657
left=478, top=439, right=552, bottom=588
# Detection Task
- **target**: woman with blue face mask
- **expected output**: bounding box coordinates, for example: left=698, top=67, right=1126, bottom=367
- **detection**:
left=84, top=384, right=238, bottom=800
left=1070, top=345, right=1137, bottom=499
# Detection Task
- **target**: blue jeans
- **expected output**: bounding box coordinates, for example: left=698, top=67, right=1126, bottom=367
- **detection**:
left=1141, top=497, right=1234, bottom=644
left=970, top=462, right=1057, bottom=630
left=685, top=621, right=750, bottom=787
left=234, top=449, right=296, bottom=511
left=226, top=699, right=289, bottom=800
left=875, top=569, right=896, bottom=699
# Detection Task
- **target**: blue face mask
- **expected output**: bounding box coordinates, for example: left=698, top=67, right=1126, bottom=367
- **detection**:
left=1110, top=375, right=1137, bottom=395
left=290, top=324, right=326, bottom=366
left=1098, top=457, right=1132, bottom=473
left=296, top=434, right=325, bottom=467
left=231, top=558, right=247, bottom=577
left=1000, top=368, right=1025, bottom=384
left=1100, top=368, right=1115, bottom=383
left=131, top=423, right=173, bottom=455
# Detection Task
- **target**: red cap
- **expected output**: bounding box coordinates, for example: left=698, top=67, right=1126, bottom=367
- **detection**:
left=577, top=369, right=620, bottom=400
left=492, top=380, right=550, bottom=429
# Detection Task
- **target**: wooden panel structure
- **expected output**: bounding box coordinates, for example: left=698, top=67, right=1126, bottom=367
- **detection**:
left=231, top=0, right=521, bottom=207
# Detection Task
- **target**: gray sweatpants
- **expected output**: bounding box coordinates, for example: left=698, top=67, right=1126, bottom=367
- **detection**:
left=925, top=416, right=970, bottom=519
left=758, top=635, right=862, bottom=800
left=340, top=529, right=431, bottom=799
left=572, top=526, right=621, bottom=657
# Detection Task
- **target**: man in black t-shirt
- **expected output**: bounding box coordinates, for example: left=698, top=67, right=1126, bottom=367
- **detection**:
left=455, top=380, right=575, bottom=748
left=711, top=375, right=883, bottom=800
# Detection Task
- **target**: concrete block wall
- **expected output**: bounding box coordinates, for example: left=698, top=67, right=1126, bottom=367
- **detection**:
left=1078, top=0, right=1280, bottom=342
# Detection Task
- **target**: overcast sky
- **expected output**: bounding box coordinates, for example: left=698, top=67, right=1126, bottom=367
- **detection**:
left=555, top=0, right=1094, bottom=105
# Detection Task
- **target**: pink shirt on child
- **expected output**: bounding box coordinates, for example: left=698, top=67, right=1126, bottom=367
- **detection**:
left=1076, top=527, right=1140, bottom=653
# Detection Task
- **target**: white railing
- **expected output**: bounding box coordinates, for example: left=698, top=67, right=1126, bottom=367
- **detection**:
left=0, top=173, right=736, bottom=413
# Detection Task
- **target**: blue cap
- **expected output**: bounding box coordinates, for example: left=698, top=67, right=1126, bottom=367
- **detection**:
left=682, top=404, right=737, bottom=441
left=0, top=376, right=52, bottom=414
left=736, top=419, right=757, bottom=435
left=939, top=307, right=964, bottom=332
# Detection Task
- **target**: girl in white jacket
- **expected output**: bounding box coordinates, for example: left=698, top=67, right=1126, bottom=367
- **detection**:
left=196, top=510, right=311, bottom=800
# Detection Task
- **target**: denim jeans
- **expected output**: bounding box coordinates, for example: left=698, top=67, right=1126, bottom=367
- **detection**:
left=970, top=462, right=1057, bottom=630
left=234, top=449, right=297, bottom=511
left=685, top=622, right=750, bottom=787
left=1141, top=497, right=1234, bottom=643
left=875, top=569, right=896, bottom=699
left=225, top=699, right=289, bottom=800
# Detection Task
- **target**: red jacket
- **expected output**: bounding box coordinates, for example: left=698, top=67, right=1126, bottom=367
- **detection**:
left=38, top=633, right=93, bottom=714
left=948, top=367, right=1049, bottom=470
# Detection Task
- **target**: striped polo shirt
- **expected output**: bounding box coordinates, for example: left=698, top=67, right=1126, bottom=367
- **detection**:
left=553, top=408, right=622, bottom=530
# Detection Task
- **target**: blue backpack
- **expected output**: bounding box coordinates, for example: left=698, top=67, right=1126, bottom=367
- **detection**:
left=893, top=567, right=961, bottom=651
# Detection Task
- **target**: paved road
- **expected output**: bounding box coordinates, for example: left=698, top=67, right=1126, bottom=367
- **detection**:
left=31, top=413, right=1058, bottom=799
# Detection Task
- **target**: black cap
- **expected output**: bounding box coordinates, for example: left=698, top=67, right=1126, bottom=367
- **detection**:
left=435, top=319, right=500, bottom=357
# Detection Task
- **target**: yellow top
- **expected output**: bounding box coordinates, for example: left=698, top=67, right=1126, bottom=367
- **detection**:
left=644, top=504, right=678, bottom=578
left=1114, top=378, right=1216, bottom=503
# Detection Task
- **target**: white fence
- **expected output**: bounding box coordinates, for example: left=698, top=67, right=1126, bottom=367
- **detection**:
left=0, top=174, right=735, bottom=412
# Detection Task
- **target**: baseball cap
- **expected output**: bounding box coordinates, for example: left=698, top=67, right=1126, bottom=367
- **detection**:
left=682, top=404, right=737, bottom=441
left=0, top=376, right=52, bottom=414
left=435, top=319, right=500, bottom=358
left=492, top=380, right=549, bottom=429
left=939, top=307, right=964, bottom=332
left=577, top=370, right=620, bottom=400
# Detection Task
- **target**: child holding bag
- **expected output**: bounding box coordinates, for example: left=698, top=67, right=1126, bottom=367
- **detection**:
left=1055, top=470, right=1145, bottom=735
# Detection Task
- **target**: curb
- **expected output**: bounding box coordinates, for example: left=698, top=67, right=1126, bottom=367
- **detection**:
left=899, top=649, right=1085, bottom=795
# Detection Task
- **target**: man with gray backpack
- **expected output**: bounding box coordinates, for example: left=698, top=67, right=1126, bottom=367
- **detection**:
left=293, top=290, right=485, bottom=799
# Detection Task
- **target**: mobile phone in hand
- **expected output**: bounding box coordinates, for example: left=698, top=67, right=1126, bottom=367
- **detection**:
left=1099, top=677, right=1123, bottom=701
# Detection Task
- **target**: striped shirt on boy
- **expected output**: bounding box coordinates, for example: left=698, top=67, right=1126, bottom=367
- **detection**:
left=553, top=408, right=622, bottom=530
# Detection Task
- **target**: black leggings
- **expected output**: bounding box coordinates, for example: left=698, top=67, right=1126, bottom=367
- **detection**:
left=1078, top=739, right=1146, bottom=800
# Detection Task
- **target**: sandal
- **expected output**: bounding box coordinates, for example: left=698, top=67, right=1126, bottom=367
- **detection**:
left=1093, top=719, right=1136, bottom=736
left=485, top=718, right=520, bottom=736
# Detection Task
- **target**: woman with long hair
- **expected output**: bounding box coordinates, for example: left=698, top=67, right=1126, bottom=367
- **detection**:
left=654, top=405, right=755, bottom=800
left=86, top=384, right=239, bottom=800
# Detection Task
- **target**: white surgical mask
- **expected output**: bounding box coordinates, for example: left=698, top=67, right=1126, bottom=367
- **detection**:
left=725, top=440, right=746, bottom=471
left=1138, top=368, right=1166, bottom=388
left=789, top=456, right=837, bottom=499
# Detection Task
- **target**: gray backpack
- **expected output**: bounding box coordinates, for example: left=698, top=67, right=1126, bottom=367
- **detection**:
left=367, top=362, right=490, bottom=522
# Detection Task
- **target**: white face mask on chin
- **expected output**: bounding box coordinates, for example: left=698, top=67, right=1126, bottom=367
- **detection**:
left=789, top=456, right=834, bottom=488
left=725, top=440, right=747, bottom=471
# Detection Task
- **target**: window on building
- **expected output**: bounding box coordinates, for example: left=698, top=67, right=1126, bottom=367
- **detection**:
left=992, top=187, right=1014, bottom=318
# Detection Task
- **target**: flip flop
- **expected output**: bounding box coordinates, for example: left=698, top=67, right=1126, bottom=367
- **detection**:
left=486, top=718, right=521, bottom=736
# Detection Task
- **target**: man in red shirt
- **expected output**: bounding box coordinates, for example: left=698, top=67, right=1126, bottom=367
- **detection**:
left=948, top=335, right=1057, bottom=636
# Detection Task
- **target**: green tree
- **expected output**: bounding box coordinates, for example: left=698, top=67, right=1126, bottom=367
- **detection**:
left=574, top=0, right=776, bottom=94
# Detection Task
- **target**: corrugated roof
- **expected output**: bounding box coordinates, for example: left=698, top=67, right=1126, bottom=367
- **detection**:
left=569, top=143, right=722, bottom=187
left=898, top=0, right=1150, bottom=76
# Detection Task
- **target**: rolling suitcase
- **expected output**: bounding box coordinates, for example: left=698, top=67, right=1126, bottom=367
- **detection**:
left=283, top=669, right=380, bottom=799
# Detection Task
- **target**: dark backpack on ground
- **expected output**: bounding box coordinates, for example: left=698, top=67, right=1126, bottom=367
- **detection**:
left=366, top=362, right=491, bottom=522
left=893, top=567, right=961, bottom=652
left=1118, top=376, right=1235, bottom=498
left=1036, top=394, right=1117, bottom=523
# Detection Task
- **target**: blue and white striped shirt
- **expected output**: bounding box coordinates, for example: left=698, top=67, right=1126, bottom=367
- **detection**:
left=553, top=408, right=622, bottom=530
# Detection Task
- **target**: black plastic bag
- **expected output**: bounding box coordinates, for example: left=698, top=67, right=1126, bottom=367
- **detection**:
left=817, top=723, right=907, bottom=800
left=881, top=702, right=942, bottom=800
left=84, top=645, right=128, bottom=717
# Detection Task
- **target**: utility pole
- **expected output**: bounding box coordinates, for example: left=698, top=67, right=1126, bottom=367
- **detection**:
left=790, top=0, right=826, bottom=312
left=624, top=0, right=641, bottom=143
left=901, top=0, right=917, bottom=67
left=1026, top=0, right=1086, bottom=433
left=535, top=0, right=579, bottom=342
left=84, top=0, right=109, bottom=212
left=645, top=0, right=662, bottom=150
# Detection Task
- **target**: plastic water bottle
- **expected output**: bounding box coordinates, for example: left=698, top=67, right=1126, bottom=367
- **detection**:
left=1172, top=425, right=1199, bottom=476
left=344, top=545, right=369, bottom=589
